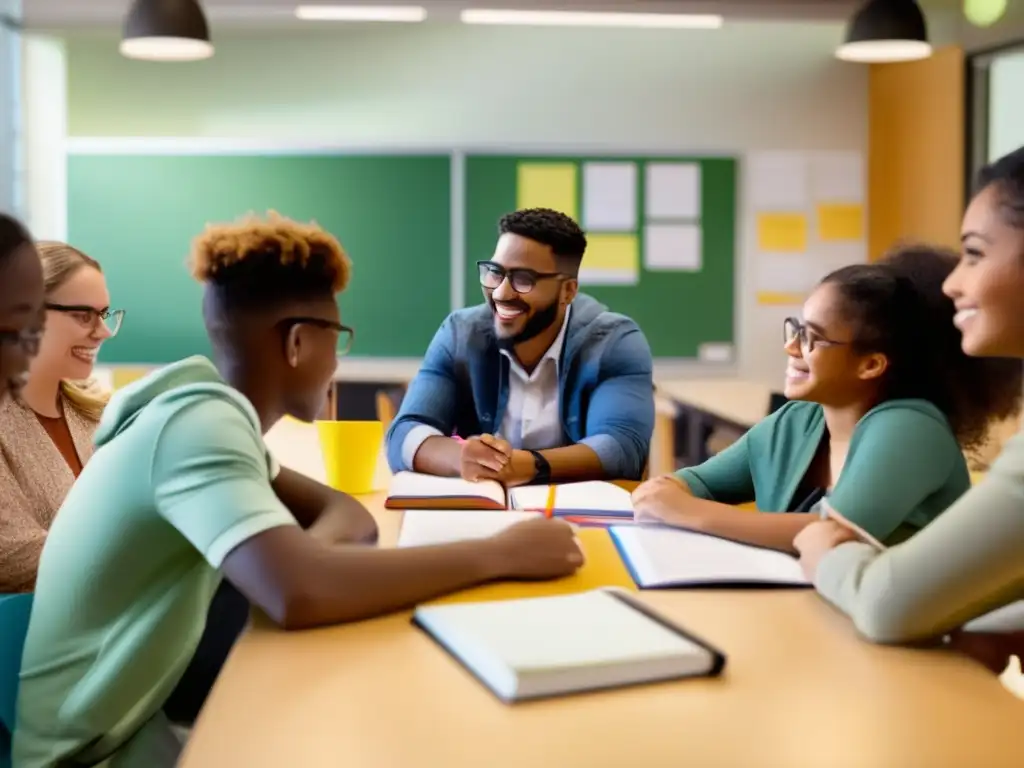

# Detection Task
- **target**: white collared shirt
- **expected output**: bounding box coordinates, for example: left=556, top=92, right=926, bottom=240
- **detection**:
left=400, top=306, right=571, bottom=467
left=497, top=304, right=570, bottom=450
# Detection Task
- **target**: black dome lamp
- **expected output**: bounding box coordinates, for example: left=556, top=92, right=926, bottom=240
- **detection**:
left=121, top=0, right=214, bottom=62
left=836, top=0, right=931, bottom=63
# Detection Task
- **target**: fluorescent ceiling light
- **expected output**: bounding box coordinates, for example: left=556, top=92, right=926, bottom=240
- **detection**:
left=835, top=39, right=931, bottom=63
left=295, top=5, right=427, bottom=22
left=460, top=9, right=723, bottom=29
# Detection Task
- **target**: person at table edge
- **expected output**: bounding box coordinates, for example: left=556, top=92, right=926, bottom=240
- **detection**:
left=385, top=207, right=655, bottom=485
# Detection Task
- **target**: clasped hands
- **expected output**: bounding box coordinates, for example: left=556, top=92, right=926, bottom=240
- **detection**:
left=459, top=434, right=536, bottom=487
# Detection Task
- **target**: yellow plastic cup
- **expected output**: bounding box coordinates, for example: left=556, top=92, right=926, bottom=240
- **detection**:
left=315, top=420, right=384, bottom=495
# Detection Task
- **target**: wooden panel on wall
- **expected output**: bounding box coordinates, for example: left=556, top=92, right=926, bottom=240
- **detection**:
left=868, top=46, right=965, bottom=260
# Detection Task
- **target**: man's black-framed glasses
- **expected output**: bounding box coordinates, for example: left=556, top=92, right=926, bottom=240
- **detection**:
left=477, top=260, right=565, bottom=295
left=280, top=316, right=355, bottom=356
left=47, top=303, right=125, bottom=337
left=783, top=317, right=847, bottom=354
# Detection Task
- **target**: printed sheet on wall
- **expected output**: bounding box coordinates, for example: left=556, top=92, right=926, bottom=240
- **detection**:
left=747, top=151, right=866, bottom=306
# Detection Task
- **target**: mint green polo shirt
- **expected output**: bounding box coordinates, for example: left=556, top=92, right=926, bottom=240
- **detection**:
left=13, top=356, right=298, bottom=768
left=676, top=399, right=971, bottom=544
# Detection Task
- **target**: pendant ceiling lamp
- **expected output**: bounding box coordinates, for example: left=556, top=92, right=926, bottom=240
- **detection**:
left=121, top=0, right=214, bottom=62
left=836, top=0, right=931, bottom=63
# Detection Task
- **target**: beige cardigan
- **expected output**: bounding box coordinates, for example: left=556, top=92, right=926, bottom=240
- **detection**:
left=0, top=395, right=97, bottom=592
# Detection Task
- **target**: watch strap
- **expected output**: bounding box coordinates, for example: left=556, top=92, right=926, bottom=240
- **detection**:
left=528, top=449, right=551, bottom=484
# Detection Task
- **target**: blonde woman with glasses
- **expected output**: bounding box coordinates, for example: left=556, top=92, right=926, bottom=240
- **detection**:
left=0, top=241, right=123, bottom=592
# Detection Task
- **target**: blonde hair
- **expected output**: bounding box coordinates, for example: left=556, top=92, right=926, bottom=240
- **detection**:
left=36, top=241, right=111, bottom=422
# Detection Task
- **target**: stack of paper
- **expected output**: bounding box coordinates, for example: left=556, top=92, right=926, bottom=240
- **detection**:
left=510, top=481, right=633, bottom=518
left=397, top=510, right=542, bottom=547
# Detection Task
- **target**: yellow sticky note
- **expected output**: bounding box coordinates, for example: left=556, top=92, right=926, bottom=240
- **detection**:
left=756, top=291, right=805, bottom=306
left=757, top=213, right=808, bottom=253
left=517, top=163, right=578, bottom=220
left=817, top=203, right=864, bottom=242
left=111, top=367, right=151, bottom=390
left=578, top=234, right=639, bottom=285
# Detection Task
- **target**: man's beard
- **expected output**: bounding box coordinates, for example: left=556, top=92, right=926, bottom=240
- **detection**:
left=491, top=297, right=561, bottom=350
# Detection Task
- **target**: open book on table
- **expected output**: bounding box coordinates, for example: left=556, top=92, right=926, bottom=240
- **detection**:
left=385, top=471, right=634, bottom=518
left=610, top=525, right=811, bottom=589
left=413, top=588, right=726, bottom=703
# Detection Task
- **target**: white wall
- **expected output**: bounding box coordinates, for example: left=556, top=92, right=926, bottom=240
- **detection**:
left=0, top=0, right=22, bottom=217
left=22, top=33, right=66, bottom=239
left=59, top=22, right=866, bottom=385
left=989, top=49, right=1024, bottom=162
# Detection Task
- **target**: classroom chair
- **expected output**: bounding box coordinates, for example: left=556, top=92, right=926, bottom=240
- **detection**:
left=374, top=386, right=405, bottom=433
left=0, top=593, right=33, bottom=767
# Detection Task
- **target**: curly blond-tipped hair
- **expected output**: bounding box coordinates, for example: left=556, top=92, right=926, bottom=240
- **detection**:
left=36, top=241, right=110, bottom=422
left=190, top=211, right=350, bottom=293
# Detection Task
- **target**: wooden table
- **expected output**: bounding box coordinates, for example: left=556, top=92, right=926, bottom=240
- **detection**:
left=180, top=494, right=1024, bottom=768
left=656, top=379, right=778, bottom=465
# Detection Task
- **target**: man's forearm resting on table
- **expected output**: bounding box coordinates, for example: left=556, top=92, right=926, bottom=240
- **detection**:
left=220, top=527, right=509, bottom=630
left=689, top=499, right=817, bottom=552
left=412, top=433, right=463, bottom=477
left=536, top=443, right=607, bottom=482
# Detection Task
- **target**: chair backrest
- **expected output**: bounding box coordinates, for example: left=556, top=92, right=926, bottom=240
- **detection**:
left=375, top=386, right=405, bottom=433
left=0, top=594, right=33, bottom=734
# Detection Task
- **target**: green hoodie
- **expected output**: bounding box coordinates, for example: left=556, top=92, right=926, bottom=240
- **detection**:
left=676, top=398, right=971, bottom=544
left=14, top=356, right=297, bottom=768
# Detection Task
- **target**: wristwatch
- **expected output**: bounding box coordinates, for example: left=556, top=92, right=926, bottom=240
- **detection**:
left=528, top=449, right=551, bottom=484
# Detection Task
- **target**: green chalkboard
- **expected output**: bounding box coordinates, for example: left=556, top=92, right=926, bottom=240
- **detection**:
left=67, top=153, right=452, bottom=362
left=464, top=155, right=736, bottom=357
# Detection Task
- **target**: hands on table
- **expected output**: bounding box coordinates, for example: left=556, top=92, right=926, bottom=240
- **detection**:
left=459, top=434, right=583, bottom=578
left=459, top=434, right=536, bottom=487
left=630, top=474, right=706, bottom=528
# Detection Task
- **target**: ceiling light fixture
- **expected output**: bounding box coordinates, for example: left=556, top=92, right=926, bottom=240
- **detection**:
left=121, top=0, right=214, bottom=62
left=295, top=5, right=428, bottom=22
left=459, top=9, right=723, bottom=29
left=836, top=0, right=931, bottom=63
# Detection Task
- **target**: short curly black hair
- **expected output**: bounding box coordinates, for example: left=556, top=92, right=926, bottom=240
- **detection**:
left=977, top=144, right=1024, bottom=229
left=498, top=208, right=587, bottom=274
left=822, top=245, right=1022, bottom=452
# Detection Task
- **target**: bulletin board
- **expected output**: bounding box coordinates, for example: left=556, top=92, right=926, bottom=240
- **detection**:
left=463, top=154, right=737, bottom=358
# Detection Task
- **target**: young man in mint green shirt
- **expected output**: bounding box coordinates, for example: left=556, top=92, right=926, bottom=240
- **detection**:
left=13, top=214, right=584, bottom=768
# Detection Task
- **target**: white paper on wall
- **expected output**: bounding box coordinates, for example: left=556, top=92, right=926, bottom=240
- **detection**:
left=582, top=161, right=638, bottom=231
left=644, top=223, right=702, bottom=272
left=645, top=162, right=701, bottom=220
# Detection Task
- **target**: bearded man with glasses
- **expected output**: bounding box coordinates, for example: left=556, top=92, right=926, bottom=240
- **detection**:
left=386, top=207, right=655, bottom=486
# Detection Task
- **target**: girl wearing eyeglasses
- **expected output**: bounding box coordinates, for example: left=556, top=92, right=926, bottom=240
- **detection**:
left=794, top=146, right=1024, bottom=661
left=0, top=241, right=122, bottom=592
left=632, top=244, right=1021, bottom=552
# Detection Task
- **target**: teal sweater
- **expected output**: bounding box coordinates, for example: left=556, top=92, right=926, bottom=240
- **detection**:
left=675, top=399, right=970, bottom=545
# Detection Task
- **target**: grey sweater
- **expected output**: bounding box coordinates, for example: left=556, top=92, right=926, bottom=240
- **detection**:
left=815, top=429, right=1024, bottom=643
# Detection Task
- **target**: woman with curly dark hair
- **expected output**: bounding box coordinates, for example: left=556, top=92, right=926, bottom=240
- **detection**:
left=795, top=145, right=1024, bottom=650
left=632, top=243, right=1022, bottom=552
